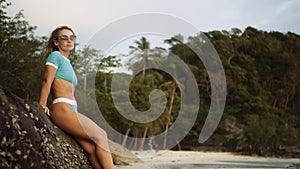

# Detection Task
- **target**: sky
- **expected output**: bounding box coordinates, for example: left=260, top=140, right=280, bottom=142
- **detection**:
left=7, top=0, right=300, bottom=53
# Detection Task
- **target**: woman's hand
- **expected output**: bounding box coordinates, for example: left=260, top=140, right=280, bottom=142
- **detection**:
left=41, top=105, right=50, bottom=116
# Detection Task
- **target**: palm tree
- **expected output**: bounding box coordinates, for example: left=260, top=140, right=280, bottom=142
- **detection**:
left=159, top=63, right=183, bottom=149
left=125, top=37, right=168, bottom=150
left=128, top=36, right=166, bottom=81
left=128, top=36, right=150, bottom=81
left=161, top=35, right=200, bottom=149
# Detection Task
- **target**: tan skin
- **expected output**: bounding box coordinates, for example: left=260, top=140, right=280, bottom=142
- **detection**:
left=39, top=29, right=114, bottom=169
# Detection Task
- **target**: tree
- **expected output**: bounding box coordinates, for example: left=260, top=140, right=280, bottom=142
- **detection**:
left=128, top=36, right=150, bottom=80
left=127, top=36, right=166, bottom=81
left=0, top=0, right=45, bottom=100
left=91, top=27, right=300, bottom=155
left=74, top=46, right=121, bottom=127
left=73, top=45, right=120, bottom=92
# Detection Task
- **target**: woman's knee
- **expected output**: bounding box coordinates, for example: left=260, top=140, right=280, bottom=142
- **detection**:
left=99, top=128, right=108, bottom=138
left=92, top=128, right=108, bottom=144
left=79, top=139, right=95, bottom=155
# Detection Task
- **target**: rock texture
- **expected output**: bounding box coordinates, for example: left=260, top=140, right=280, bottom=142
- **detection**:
left=0, top=86, right=141, bottom=169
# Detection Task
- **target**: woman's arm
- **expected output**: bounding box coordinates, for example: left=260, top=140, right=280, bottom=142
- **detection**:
left=39, top=65, right=56, bottom=115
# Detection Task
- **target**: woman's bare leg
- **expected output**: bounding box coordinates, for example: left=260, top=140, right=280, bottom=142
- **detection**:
left=50, top=103, right=114, bottom=169
left=76, top=113, right=114, bottom=169
left=77, top=138, right=102, bottom=169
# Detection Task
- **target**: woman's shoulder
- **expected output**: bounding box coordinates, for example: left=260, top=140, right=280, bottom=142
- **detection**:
left=46, top=51, right=63, bottom=63
left=48, top=51, right=62, bottom=57
left=47, top=51, right=64, bottom=60
left=47, top=51, right=71, bottom=63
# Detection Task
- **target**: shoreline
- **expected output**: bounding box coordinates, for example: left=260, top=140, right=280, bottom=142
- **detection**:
left=178, top=145, right=300, bottom=158
left=115, top=150, right=300, bottom=169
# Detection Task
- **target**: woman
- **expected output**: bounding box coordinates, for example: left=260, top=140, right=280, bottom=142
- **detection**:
left=39, top=26, right=114, bottom=169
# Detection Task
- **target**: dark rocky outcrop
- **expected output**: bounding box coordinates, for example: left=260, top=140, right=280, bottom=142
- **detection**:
left=0, top=86, right=141, bottom=169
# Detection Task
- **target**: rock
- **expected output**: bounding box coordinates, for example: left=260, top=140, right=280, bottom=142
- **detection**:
left=0, top=86, right=141, bottom=168
left=109, top=140, right=142, bottom=166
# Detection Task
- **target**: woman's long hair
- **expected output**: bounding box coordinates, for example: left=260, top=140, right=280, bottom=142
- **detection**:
left=43, top=26, right=76, bottom=61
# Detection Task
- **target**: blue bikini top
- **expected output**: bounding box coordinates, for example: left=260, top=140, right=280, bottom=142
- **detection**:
left=46, top=51, right=78, bottom=86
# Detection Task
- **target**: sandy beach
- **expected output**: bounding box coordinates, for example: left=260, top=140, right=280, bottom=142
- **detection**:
left=115, top=150, right=300, bottom=169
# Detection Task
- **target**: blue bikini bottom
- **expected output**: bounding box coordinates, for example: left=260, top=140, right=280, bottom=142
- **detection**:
left=52, top=97, right=77, bottom=112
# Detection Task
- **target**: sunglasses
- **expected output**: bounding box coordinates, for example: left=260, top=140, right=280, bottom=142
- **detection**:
left=58, top=35, right=77, bottom=41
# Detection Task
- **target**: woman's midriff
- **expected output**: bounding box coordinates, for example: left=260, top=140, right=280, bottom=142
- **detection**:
left=50, top=79, right=77, bottom=123
left=51, top=78, right=75, bottom=100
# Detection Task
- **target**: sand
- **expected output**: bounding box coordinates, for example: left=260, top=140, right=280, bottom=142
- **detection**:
left=115, top=150, right=300, bottom=169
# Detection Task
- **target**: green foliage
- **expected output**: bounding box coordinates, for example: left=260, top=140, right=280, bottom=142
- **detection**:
left=92, top=28, right=300, bottom=154
left=0, top=1, right=45, bottom=99
left=203, top=27, right=300, bottom=156
left=1, top=0, right=299, bottom=155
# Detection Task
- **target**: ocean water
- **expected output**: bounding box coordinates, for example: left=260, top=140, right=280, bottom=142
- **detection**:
left=115, top=151, right=300, bottom=169
left=151, top=159, right=300, bottom=169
